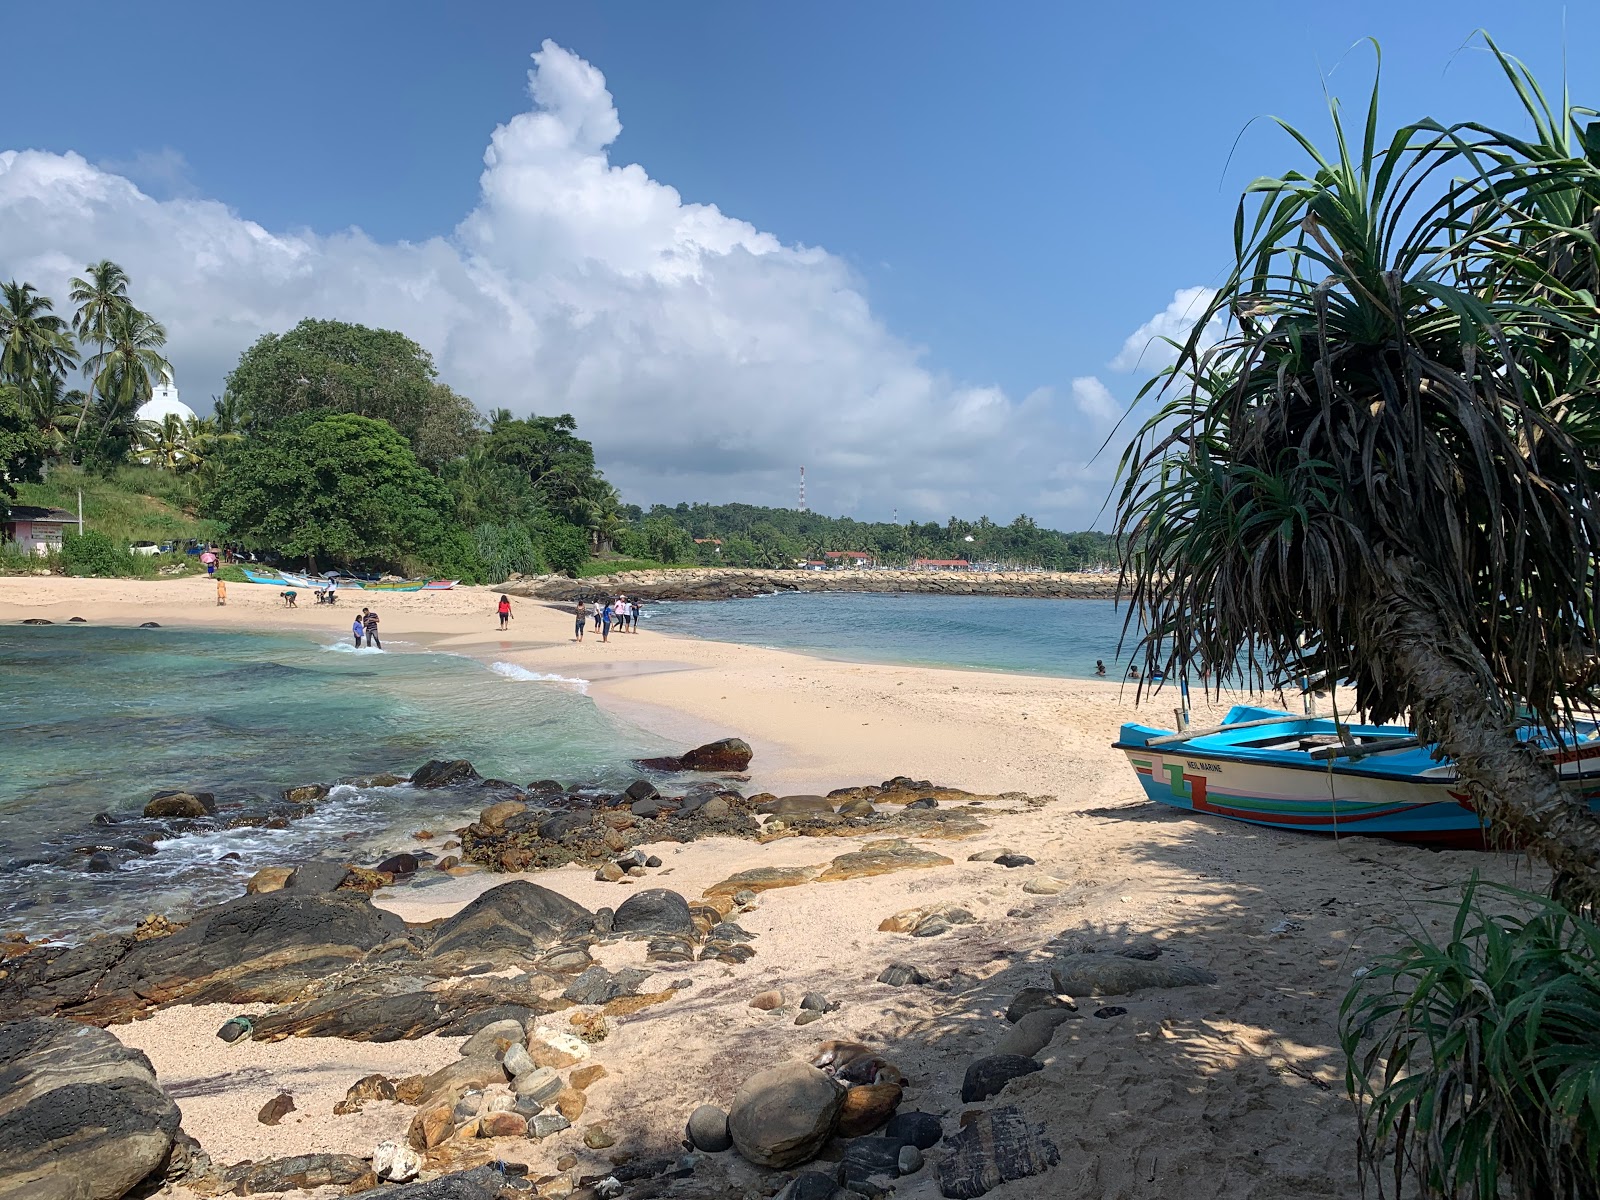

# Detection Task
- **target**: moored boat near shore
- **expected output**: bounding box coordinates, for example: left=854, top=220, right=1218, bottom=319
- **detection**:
left=1115, top=705, right=1600, bottom=848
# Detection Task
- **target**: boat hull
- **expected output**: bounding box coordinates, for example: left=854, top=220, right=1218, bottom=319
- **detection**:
left=1116, top=707, right=1600, bottom=848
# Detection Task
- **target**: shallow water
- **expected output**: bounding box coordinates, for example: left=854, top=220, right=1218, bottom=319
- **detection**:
left=646, top=592, right=1131, bottom=678
left=0, top=624, right=667, bottom=937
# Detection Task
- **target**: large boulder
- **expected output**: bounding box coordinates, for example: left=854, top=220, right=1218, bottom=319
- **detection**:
left=424, top=881, right=591, bottom=964
left=682, top=738, right=753, bottom=772
left=0, top=1018, right=182, bottom=1200
left=728, top=1061, right=846, bottom=1168
left=410, top=760, right=482, bottom=789
left=143, top=790, right=216, bottom=819
left=935, top=1105, right=1058, bottom=1198
left=610, top=889, right=694, bottom=939
left=5, top=891, right=406, bottom=1023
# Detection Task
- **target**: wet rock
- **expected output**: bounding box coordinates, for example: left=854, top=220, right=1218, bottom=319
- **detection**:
left=994, top=1008, right=1076, bottom=1057
left=630, top=797, right=668, bottom=818
left=246, top=866, right=295, bottom=895
left=961, top=1055, right=1042, bottom=1103
left=687, top=1104, right=732, bottom=1152
left=425, top=881, right=592, bottom=965
left=563, top=967, right=651, bottom=1006
left=479, top=800, right=528, bottom=830
left=284, top=861, right=352, bottom=892
left=612, top=888, right=694, bottom=938
left=284, top=783, right=330, bottom=805
left=84, top=851, right=116, bottom=873
left=411, top=759, right=483, bottom=788
left=20, top=618, right=52, bottom=625
left=1048, top=953, right=1215, bottom=995
left=258, top=1091, right=296, bottom=1124
left=0, top=1018, right=182, bottom=1200
left=376, top=852, right=420, bottom=876
left=728, top=1061, right=847, bottom=1168
left=624, top=779, right=660, bottom=804
left=818, top=839, right=953, bottom=883
left=877, top=963, right=928, bottom=987
left=992, top=854, right=1034, bottom=868
left=681, top=738, right=753, bottom=771
left=884, top=1111, right=943, bottom=1150
left=143, top=790, right=216, bottom=819
left=935, top=1105, right=1058, bottom=1198
left=836, top=1082, right=902, bottom=1137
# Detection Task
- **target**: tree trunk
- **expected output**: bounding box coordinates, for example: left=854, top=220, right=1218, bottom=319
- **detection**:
left=1373, top=563, right=1600, bottom=901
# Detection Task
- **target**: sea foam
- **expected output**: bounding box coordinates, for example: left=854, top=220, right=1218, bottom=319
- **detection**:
left=490, top=661, right=589, bottom=691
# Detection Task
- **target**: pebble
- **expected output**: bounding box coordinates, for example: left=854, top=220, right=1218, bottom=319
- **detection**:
left=1094, top=1005, right=1129, bottom=1019
left=583, top=1125, right=617, bottom=1149
left=645, top=855, right=663, bottom=868
left=993, top=853, right=1035, bottom=868
left=531, top=1113, right=572, bottom=1138
left=733, top=889, right=757, bottom=906
left=748, top=988, right=786, bottom=1010
left=799, top=992, right=833, bottom=1012
left=595, top=862, right=625, bottom=883
left=686, top=1104, right=733, bottom=1153
left=794, top=1010, right=825, bottom=1026
left=257, top=1092, right=295, bottom=1125
left=898, top=1143, right=924, bottom=1174
left=1022, top=876, right=1066, bottom=895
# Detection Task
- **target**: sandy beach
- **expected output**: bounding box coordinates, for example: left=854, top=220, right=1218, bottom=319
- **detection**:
left=0, top=575, right=1546, bottom=1198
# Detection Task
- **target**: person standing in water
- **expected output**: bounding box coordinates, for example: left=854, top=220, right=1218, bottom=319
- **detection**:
left=573, top=599, right=587, bottom=642
left=353, top=610, right=367, bottom=648
left=364, top=608, right=381, bottom=650
left=497, top=594, right=512, bottom=630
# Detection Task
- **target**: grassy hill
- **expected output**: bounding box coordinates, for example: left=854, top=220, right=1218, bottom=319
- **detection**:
left=13, top=467, right=219, bottom=548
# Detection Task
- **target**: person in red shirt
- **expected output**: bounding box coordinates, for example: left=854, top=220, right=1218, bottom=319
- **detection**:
left=497, top=594, right=513, bottom=630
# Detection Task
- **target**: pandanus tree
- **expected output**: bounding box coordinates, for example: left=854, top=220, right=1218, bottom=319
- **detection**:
left=1114, top=42, right=1600, bottom=899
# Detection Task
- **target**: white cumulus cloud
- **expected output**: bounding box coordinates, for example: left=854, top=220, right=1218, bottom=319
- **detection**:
left=1109, top=285, right=1223, bottom=374
left=0, top=40, right=1116, bottom=525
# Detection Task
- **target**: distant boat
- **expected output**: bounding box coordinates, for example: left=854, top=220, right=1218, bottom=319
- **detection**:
left=422, top=579, right=458, bottom=590
left=241, top=568, right=290, bottom=585
left=1115, top=703, right=1600, bottom=848
left=360, top=579, right=428, bottom=592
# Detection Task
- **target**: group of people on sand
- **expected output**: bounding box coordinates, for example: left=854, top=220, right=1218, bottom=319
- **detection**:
left=350, top=607, right=382, bottom=649
left=570, top=594, right=642, bottom=643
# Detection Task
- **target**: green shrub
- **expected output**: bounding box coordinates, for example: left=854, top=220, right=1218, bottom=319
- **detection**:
left=1341, top=877, right=1600, bottom=1200
left=474, top=521, right=543, bottom=583
left=538, top=519, right=589, bottom=578
left=62, top=530, right=140, bottom=578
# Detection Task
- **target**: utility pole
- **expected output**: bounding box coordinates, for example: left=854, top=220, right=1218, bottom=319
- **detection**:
left=798, top=466, right=807, bottom=512
left=78, top=490, right=83, bottom=535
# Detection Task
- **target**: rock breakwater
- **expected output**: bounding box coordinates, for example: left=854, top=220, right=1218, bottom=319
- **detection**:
left=503, top=567, right=1119, bottom=602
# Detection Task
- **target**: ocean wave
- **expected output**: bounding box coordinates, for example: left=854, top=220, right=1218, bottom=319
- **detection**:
left=319, top=641, right=386, bottom=654
left=490, top=661, right=589, bottom=692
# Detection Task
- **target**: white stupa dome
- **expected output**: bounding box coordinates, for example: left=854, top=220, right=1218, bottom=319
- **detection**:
left=136, top=372, right=197, bottom=424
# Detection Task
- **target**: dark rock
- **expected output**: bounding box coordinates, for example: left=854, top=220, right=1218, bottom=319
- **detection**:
left=375, top=852, right=420, bottom=876
left=645, top=855, right=663, bottom=868
left=1004, top=988, right=1076, bottom=1023
left=756, top=795, right=834, bottom=817
left=216, top=1153, right=369, bottom=1194
left=424, top=881, right=592, bottom=964
left=592, top=907, right=615, bottom=935
left=1093, top=1005, right=1128, bottom=1019
left=800, top=992, right=833, bottom=1012
left=527, top=779, right=565, bottom=796
left=624, top=779, right=660, bottom=803
left=841, top=1136, right=906, bottom=1184
left=779, top=1173, right=846, bottom=1200
left=216, top=1016, right=252, bottom=1043
left=631, top=797, right=668, bottom=817
left=646, top=937, right=695, bottom=964
left=961, top=1055, right=1042, bottom=1103
left=728, top=1061, right=847, bottom=1168
left=143, top=790, right=216, bottom=819
left=84, top=851, right=117, bottom=873
left=0, top=1018, right=182, bottom=1200
left=20, top=618, right=52, bottom=625
left=538, top=813, right=592, bottom=842
left=258, top=1091, right=296, bottom=1124
left=1048, top=953, right=1215, bottom=996
left=284, top=861, right=352, bottom=892
left=611, top=888, right=693, bottom=938
left=992, top=854, right=1034, bottom=868
left=884, top=1111, right=943, bottom=1150
left=138, top=621, right=160, bottom=628
left=682, top=738, right=753, bottom=771
left=68, top=616, right=87, bottom=622
left=283, top=783, right=330, bottom=804
left=935, top=1106, right=1058, bottom=1198
left=686, top=1104, right=732, bottom=1152
left=345, top=1162, right=511, bottom=1199
left=906, top=797, right=938, bottom=810
left=4, top=891, right=405, bottom=1023
left=563, top=967, right=652, bottom=1006
left=877, top=963, right=928, bottom=987
left=411, top=759, right=483, bottom=789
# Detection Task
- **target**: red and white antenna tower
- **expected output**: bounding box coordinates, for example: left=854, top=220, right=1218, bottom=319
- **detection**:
left=798, top=465, right=807, bottom=512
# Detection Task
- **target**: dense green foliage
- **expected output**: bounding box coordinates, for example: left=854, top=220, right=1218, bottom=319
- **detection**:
left=15, top=465, right=219, bottom=547
left=612, top=502, right=1116, bottom=569
left=208, top=413, right=454, bottom=570
left=0, top=383, right=47, bottom=501
left=1343, top=880, right=1600, bottom=1199
left=61, top=529, right=144, bottom=578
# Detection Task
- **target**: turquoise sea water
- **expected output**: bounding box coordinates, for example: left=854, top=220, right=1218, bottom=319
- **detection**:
left=646, top=592, right=1129, bottom=678
left=0, top=625, right=666, bottom=938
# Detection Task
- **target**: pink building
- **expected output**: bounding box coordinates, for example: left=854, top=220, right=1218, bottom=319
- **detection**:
left=3, top=505, right=77, bottom=553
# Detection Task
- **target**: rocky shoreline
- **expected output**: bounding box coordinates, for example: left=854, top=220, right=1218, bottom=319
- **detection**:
left=1, top=737, right=1160, bottom=1200
left=502, top=567, right=1119, bottom=602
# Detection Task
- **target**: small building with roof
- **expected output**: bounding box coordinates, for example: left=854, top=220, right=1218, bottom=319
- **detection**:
left=4, top=505, right=79, bottom=553
left=912, top=558, right=971, bottom=571
left=823, top=551, right=874, bottom=567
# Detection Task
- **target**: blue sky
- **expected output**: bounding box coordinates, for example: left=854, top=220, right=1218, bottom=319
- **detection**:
left=3, top=2, right=1596, bottom=526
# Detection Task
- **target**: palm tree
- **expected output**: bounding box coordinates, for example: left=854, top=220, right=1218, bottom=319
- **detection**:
left=1114, top=45, right=1600, bottom=895
left=81, top=303, right=172, bottom=460
left=68, top=261, right=131, bottom=354
left=0, top=282, right=78, bottom=394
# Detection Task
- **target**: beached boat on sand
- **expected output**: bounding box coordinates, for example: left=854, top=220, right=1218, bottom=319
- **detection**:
left=1115, top=704, right=1600, bottom=847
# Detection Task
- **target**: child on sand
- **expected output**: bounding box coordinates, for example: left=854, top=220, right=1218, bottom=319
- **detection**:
left=216, top=579, right=226, bottom=606
left=497, top=594, right=512, bottom=630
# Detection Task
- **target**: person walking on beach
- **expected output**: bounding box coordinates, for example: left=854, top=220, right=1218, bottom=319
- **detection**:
left=364, top=608, right=382, bottom=650
left=216, top=578, right=227, bottom=606
left=631, top=597, right=643, bottom=631
left=601, top=600, right=613, bottom=643
left=353, top=611, right=366, bottom=648
left=591, top=599, right=604, bottom=632
left=497, top=594, right=513, bottom=630
left=573, top=599, right=587, bottom=642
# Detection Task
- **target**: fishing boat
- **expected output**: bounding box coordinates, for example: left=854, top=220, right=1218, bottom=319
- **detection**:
left=1114, top=704, right=1600, bottom=847
left=421, top=579, right=458, bottom=590
left=359, top=579, right=428, bottom=592
left=241, top=567, right=290, bottom=585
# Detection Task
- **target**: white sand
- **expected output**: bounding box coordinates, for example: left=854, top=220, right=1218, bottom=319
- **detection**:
left=1, top=576, right=1545, bottom=1196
